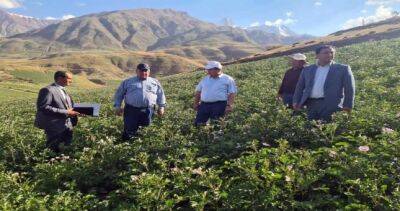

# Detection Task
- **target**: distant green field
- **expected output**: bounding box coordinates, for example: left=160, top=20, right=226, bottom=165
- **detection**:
left=0, top=38, right=399, bottom=210
left=10, top=70, right=54, bottom=84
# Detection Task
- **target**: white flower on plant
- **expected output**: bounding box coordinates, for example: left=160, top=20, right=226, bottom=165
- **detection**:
left=192, top=167, right=204, bottom=175
left=130, top=175, right=139, bottom=182
left=329, top=150, right=337, bottom=158
left=382, top=127, right=394, bottom=134
left=287, top=165, right=293, bottom=171
left=261, top=142, right=270, bottom=147
left=285, top=175, right=291, bottom=182
left=358, top=146, right=370, bottom=152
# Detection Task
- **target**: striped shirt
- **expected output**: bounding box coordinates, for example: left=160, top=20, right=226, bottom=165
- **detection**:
left=114, top=76, right=166, bottom=108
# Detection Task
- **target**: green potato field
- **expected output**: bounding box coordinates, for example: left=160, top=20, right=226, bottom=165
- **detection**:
left=0, top=38, right=399, bottom=210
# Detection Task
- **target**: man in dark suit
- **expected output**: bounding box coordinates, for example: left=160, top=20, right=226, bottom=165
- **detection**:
left=34, top=71, right=80, bottom=152
left=293, top=45, right=355, bottom=122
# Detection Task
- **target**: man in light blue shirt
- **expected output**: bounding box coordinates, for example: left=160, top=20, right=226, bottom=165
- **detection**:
left=293, top=45, right=355, bottom=122
left=114, top=63, right=166, bottom=140
left=193, top=61, right=237, bottom=125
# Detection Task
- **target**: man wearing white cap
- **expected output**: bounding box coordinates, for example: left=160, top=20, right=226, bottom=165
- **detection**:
left=193, top=61, right=237, bottom=125
left=278, top=53, right=307, bottom=108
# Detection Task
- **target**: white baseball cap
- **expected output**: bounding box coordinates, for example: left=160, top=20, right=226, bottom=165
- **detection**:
left=288, top=53, right=307, bottom=61
left=205, top=61, right=222, bottom=70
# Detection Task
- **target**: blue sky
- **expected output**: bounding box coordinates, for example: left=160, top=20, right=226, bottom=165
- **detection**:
left=2, top=0, right=400, bottom=36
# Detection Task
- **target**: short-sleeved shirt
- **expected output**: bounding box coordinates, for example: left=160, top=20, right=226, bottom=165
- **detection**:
left=114, top=76, right=166, bottom=108
left=195, top=73, right=237, bottom=102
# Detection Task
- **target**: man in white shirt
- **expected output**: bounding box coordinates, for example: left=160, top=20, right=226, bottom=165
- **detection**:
left=193, top=61, right=237, bottom=125
left=293, top=45, right=355, bottom=121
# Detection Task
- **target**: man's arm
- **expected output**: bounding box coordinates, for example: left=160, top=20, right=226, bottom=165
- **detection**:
left=156, top=82, right=166, bottom=116
left=225, top=78, right=237, bottom=113
left=114, top=81, right=126, bottom=116
left=225, top=93, right=236, bottom=113
left=277, top=72, right=288, bottom=98
left=37, top=88, right=68, bottom=116
left=292, top=70, right=306, bottom=110
left=193, top=91, right=201, bottom=110
left=342, top=65, right=355, bottom=112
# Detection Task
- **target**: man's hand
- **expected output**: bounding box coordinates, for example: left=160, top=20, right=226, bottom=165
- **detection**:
left=115, top=108, right=123, bottom=116
left=276, top=94, right=283, bottom=101
left=342, top=107, right=352, bottom=113
left=157, top=107, right=165, bottom=116
left=225, top=104, right=233, bottom=114
left=193, top=103, right=200, bottom=111
left=293, top=104, right=301, bottom=111
left=67, top=109, right=80, bottom=117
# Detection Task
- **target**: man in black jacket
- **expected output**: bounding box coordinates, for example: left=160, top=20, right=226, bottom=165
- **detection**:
left=34, top=71, right=80, bottom=152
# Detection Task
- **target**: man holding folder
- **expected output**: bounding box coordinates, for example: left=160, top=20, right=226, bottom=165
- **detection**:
left=34, top=71, right=80, bottom=152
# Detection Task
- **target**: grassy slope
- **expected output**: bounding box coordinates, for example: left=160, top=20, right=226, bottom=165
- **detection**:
left=0, top=50, right=203, bottom=102
left=0, top=38, right=399, bottom=209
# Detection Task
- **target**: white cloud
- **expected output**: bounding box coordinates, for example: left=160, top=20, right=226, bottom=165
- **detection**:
left=314, top=1, right=322, bottom=6
left=265, top=18, right=296, bottom=26
left=366, top=0, right=400, bottom=5
left=61, top=14, right=76, bottom=20
left=361, top=9, right=368, bottom=14
left=45, top=16, right=57, bottom=20
left=342, top=5, right=395, bottom=29
left=286, top=11, right=293, bottom=17
left=76, top=2, right=86, bottom=7
left=0, top=0, right=21, bottom=9
left=250, top=22, right=260, bottom=27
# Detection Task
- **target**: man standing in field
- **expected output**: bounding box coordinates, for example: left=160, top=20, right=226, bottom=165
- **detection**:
left=114, top=63, right=166, bottom=140
left=277, top=53, right=307, bottom=108
left=293, top=45, right=355, bottom=122
left=193, top=61, right=237, bottom=125
left=34, top=71, right=80, bottom=152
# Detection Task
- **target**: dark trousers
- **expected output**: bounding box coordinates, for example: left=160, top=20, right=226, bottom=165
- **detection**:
left=123, top=104, right=154, bottom=140
left=282, top=93, right=294, bottom=108
left=46, top=129, right=73, bottom=153
left=306, top=98, right=340, bottom=122
left=195, top=101, right=227, bottom=125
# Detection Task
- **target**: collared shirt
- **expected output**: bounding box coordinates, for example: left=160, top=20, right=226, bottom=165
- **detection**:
left=114, top=76, right=166, bottom=108
left=55, top=83, right=67, bottom=100
left=278, top=67, right=303, bottom=95
left=310, top=62, right=332, bottom=98
left=54, top=83, right=72, bottom=108
left=195, top=73, right=237, bottom=102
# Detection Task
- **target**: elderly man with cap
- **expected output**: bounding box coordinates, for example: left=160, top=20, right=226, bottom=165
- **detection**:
left=114, top=63, right=166, bottom=140
left=277, top=53, right=307, bottom=108
left=193, top=61, right=237, bottom=125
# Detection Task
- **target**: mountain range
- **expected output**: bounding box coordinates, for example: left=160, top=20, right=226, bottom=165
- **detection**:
left=0, top=9, right=57, bottom=37
left=0, top=9, right=313, bottom=61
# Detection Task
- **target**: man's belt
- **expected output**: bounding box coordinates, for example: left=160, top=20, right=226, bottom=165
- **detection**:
left=201, top=101, right=227, bottom=104
left=308, top=97, right=324, bottom=100
left=126, top=104, right=155, bottom=109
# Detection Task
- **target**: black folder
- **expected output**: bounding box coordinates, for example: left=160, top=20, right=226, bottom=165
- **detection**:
left=73, top=103, right=100, bottom=117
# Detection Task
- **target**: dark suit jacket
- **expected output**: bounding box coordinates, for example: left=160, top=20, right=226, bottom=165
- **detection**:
left=34, top=83, right=77, bottom=136
left=293, top=63, right=355, bottom=109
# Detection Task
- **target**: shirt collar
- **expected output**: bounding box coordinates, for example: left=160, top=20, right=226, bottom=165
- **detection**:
left=54, top=83, right=65, bottom=90
left=316, top=60, right=334, bottom=68
left=209, top=73, right=223, bottom=79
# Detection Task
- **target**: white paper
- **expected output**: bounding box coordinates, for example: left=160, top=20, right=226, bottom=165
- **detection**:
left=74, top=103, right=101, bottom=117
